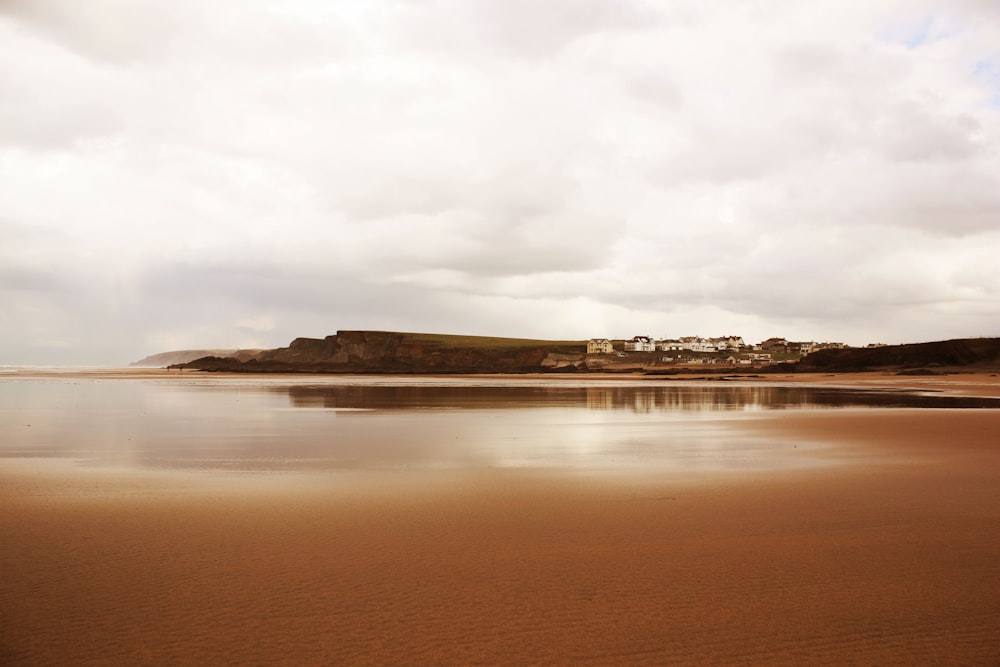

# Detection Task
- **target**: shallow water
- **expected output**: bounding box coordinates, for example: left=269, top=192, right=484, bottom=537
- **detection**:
left=1, top=376, right=997, bottom=473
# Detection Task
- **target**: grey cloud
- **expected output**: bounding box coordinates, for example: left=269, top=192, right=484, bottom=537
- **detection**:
left=878, top=105, right=984, bottom=163
left=139, top=260, right=434, bottom=319
left=0, top=263, right=67, bottom=294
left=589, top=223, right=994, bottom=328
left=1, top=0, right=183, bottom=62
left=436, top=221, right=613, bottom=278
left=329, top=159, right=618, bottom=278
left=842, top=164, right=1000, bottom=235
left=131, top=258, right=569, bottom=350
left=651, top=48, right=921, bottom=187
left=0, top=102, right=121, bottom=150
left=941, top=0, right=1000, bottom=22
left=469, top=0, right=652, bottom=58
left=773, top=43, right=846, bottom=83
left=194, top=7, right=356, bottom=69
left=0, top=218, right=63, bottom=241
left=626, top=71, right=685, bottom=109
left=653, top=127, right=815, bottom=185
left=327, top=156, right=584, bottom=264
left=332, top=207, right=615, bottom=282
left=0, top=222, right=77, bottom=293
left=949, top=250, right=1000, bottom=294
left=331, top=174, right=470, bottom=221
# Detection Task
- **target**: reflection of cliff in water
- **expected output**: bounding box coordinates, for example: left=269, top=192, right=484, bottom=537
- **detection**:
left=282, top=384, right=1000, bottom=412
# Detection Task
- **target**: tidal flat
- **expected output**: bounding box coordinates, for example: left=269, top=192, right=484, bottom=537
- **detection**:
left=2, top=371, right=999, bottom=664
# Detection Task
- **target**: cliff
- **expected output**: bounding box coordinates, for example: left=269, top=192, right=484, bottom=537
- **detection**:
left=131, top=348, right=267, bottom=367
left=178, top=331, right=588, bottom=374
left=172, top=333, right=1000, bottom=375
left=795, top=337, right=1000, bottom=372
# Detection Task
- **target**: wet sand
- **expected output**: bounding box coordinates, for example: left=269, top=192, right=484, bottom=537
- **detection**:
left=2, top=374, right=1000, bottom=664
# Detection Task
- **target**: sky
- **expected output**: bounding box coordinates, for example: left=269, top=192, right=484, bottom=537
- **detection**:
left=2, top=0, right=999, bottom=365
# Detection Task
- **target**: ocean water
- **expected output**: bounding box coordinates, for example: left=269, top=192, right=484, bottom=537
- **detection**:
left=1, top=375, right=997, bottom=473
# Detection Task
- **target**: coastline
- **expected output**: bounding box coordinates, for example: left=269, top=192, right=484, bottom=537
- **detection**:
left=2, top=373, right=999, bottom=664
left=6, top=366, right=1000, bottom=397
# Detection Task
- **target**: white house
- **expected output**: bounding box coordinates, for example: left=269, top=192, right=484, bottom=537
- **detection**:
left=657, top=339, right=684, bottom=351
left=714, top=336, right=746, bottom=351
left=624, top=335, right=656, bottom=352
left=681, top=336, right=717, bottom=353
left=587, top=338, right=614, bottom=354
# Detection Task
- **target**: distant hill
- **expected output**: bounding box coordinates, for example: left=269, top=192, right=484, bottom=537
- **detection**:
left=131, top=349, right=267, bottom=368
left=796, top=337, right=1000, bottom=372
left=168, top=332, right=1000, bottom=375
left=177, top=331, right=587, bottom=373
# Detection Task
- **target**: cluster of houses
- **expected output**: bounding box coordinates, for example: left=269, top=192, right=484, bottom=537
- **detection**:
left=587, top=336, right=850, bottom=366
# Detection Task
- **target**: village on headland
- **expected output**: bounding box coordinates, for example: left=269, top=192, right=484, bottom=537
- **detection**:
left=147, top=330, right=999, bottom=375
left=584, top=335, right=884, bottom=369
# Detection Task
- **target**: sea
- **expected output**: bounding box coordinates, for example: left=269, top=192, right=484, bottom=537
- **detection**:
left=2, top=372, right=998, bottom=475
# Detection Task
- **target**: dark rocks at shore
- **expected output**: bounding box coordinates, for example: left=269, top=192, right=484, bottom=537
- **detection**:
left=795, top=337, right=1000, bottom=373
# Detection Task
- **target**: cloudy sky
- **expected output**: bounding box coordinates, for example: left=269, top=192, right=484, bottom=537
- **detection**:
left=2, top=0, right=999, bottom=365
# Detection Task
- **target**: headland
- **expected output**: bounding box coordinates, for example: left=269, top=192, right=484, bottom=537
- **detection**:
left=158, top=331, right=1000, bottom=375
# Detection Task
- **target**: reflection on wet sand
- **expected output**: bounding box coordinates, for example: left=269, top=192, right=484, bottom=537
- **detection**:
left=2, top=378, right=999, bottom=474
left=3, top=374, right=1000, bottom=665
left=281, top=383, right=1000, bottom=411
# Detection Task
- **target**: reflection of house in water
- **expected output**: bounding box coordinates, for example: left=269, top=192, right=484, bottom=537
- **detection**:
left=585, top=387, right=657, bottom=412
left=275, top=383, right=987, bottom=415
left=584, top=386, right=771, bottom=412
left=585, top=386, right=844, bottom=412
left=631, top=389, right=657, bottom=413
left=586, top=388, right=615, bottom=410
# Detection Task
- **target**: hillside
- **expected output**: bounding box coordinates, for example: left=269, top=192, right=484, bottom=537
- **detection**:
left=170, top=333, right=1000, bottom=375
left=178, top=331, right=588, bottom=374
left=795, top=337, right=1000, bottom=372
left=131, top=348, right=267, bottom=368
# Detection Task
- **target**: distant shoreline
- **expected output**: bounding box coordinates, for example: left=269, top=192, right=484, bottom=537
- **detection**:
left=148, top=332, right=1000, bottom=375
left=5, top=367, right=1000, bottom=399
left=3, top=371, right=999, bottom=664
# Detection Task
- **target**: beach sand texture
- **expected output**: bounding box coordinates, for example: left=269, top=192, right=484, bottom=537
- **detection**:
left=2, top=374, right=999, bottom=664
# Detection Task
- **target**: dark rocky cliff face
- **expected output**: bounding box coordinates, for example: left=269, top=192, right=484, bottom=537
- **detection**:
left=796, top=338, right=1000, bottom=372
left=181, top=331, right=587, bottom=373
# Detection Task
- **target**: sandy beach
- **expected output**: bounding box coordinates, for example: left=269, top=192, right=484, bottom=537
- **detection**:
left=2, top=372, right=999, bottom=664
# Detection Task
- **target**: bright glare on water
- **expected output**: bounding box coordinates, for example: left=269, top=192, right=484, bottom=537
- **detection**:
left=1, top=376, right=996, bottom=473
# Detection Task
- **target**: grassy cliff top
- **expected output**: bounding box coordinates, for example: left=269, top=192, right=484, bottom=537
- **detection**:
left=345, top=331, right=587, bottom=349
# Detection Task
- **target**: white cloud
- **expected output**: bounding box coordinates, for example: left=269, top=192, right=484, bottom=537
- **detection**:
left=1, top=0, right=999, bottom=364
